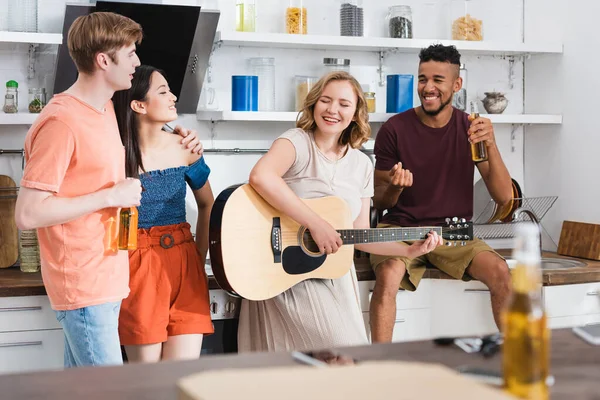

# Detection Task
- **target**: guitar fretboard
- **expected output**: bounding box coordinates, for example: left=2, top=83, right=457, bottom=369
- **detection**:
left=338, top=227, right=443, bottom=245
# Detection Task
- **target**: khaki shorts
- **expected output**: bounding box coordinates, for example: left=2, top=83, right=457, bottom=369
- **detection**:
left=369, top=223, right=503, bottom=291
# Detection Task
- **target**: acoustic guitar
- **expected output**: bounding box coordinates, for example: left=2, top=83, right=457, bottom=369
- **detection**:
left=209, top=184, right=474, bottom=301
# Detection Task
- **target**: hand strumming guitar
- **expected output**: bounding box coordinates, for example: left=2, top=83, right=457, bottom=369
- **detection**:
left=306, top=217, right=343, bottom=255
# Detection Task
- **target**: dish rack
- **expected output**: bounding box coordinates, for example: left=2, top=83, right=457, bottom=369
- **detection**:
left=473, top=196, right=558, bottom=240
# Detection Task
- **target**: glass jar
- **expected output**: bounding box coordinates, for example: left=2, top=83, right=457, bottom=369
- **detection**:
left=286, top=0, right=307, bottom=35
left=322, top=58, right=350, bottom=76
left=5, top=80, right=18, bottom=112
left=19, top=229, right=40, bottom=273
left=387, top=5, right=412, bottom=39
left=339, top=0, right=363, bottom=37
left=7, top=0, right=37, bottom=33
left=28, top=88, right=46, bottom=113
left=364, top=91, right=376, bottom=113
left=451, top=0, right=483, bottom=41
left=236, top=0, right=256, bottom=32
left=248, top=57, right=275, bottom=111
left=294, top=75, right=318, bottom=111
left=452, top=63, right=467, bottom=111
left=3, top=94, right=17, bottom=113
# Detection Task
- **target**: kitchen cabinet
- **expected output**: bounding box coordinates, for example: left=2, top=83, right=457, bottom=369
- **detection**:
left=0, top=295, right=63, bottom=374
left=359, top=279, right=600, bottom=342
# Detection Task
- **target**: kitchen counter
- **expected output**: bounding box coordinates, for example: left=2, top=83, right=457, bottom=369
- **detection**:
left=355, top=249, right=600, bottom=286
left=2, top=250, right=600, bottom=297
left=0, top=329, right=597, bottom=400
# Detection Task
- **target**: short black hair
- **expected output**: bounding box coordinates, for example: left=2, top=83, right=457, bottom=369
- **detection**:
left=418, top=44, right=461, bottom=66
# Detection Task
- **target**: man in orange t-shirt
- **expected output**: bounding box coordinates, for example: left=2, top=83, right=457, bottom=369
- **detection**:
left=15, top=12, right=201, bottom=368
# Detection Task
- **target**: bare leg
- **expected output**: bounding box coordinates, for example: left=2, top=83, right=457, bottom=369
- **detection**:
left=161, top=334, right=203, bottom=361
left=369, top=259, right=407, bottom=343
left=466, top=251, right=512, bottom=330
left=124, top=344, right=162, bottom=364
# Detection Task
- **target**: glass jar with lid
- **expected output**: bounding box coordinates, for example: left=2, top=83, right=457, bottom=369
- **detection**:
left=236, top=0, right=256, bottom=32
left=28, top=88, right=46, bottom=113
left=294, top=75, right=318, bottom=111
left=4, top=80, right=18, bottom=112
left=450, top=0, right=483, bottom=41
left=322, top=58, right=350, bottom=75
left=387, top=5, right=413, bottom=39
left=286, top=0, right=307, bottom=34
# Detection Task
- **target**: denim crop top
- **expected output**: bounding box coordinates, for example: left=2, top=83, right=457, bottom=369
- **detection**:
left=138, top=157, right=210, bottom=229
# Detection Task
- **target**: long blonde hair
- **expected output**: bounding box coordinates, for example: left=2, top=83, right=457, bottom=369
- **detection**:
left=296, top=71, right=371, bottom=149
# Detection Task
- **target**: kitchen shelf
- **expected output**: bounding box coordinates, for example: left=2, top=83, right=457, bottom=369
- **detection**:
left=0, top=31, right=62, bottom=45
left=216, top=31, right=563, bottom=56
left=197, top=111, right=563, bottom=125
left=0, top=114, right=39, bottom=125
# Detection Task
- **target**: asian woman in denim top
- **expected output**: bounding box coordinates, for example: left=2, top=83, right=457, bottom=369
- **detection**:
left=113, top=65, right=213, bottom=363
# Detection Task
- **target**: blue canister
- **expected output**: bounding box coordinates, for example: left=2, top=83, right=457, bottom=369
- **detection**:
left=231, top=75, right=258, bottom=111
left=386, top=74, right=414, bottom=113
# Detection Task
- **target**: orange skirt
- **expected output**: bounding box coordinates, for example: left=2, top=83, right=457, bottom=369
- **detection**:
left=119, top=222, right=213, bottom=345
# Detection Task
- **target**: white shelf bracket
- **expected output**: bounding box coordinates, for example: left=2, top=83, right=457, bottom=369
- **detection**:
left=510, top=124, right=519, bottom=153
left=28, top=43, right=39, bottom=80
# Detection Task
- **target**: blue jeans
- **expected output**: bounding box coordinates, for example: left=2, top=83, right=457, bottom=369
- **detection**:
left=55, top=301, right=123, bottom=368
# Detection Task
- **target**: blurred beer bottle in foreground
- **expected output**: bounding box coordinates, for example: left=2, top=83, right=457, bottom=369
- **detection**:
left=502, top=223, right=550, bottom=400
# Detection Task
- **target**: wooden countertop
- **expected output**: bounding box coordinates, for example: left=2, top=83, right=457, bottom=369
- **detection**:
left=0, top=329, right=597, bottom=400
left=2, top=250, right=600, bottom=297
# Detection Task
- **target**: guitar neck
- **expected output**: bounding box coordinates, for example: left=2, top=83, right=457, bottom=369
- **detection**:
left=338, top=227, right=442, bottom=245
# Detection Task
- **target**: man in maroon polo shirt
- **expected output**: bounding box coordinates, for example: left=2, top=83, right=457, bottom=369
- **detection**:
left=370, top=44, right=513, bottom=343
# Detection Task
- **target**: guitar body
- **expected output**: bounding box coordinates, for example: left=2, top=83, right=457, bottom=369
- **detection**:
left=209, top=184, right=355, bottom=301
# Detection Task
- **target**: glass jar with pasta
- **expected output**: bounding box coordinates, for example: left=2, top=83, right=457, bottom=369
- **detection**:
left=450, top=0, right=483, bottom=41
left=286, top=0, right=307, bottom=35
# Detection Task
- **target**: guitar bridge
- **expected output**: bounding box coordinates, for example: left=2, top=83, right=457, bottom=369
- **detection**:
left=271, top=217, right=282, bottom=263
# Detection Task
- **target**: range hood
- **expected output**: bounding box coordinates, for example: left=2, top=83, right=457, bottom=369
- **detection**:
left=53, top=1, right=220, bottom=114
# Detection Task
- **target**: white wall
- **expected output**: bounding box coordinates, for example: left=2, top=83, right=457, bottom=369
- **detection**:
left=0, top=0, right=527, bottom=234
left=523, top=0, right=600, bottom=246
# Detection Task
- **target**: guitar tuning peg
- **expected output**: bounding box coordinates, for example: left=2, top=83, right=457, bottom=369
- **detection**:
left=452, top=217, right=458, bottom=223
left=459, top=218, right=466, bottom=223
left=464, top=235, right=470, bottom=240
left=457, top=235, right=462, bottom=240
left=449, top=235, right=455, bottom=240
left=446, top=242, right=452, bottom=246
left=449, top=225, right=454, bottom=229
left=445, top=218, right=451, bottom=224
left=461, top=241, right=467, bottom=246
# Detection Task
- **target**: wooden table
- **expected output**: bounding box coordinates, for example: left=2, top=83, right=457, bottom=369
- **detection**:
left=1, top=329, right=598, bottom=400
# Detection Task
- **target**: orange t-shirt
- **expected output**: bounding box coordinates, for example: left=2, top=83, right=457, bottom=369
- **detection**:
left=21, top=93, right=129, bottom=311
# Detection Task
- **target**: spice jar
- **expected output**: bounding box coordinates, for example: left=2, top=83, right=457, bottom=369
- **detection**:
left=295, top=75, right=318, bottom=111
left=28, top=88, right=46, bottom=113
left=340, top=0, right=363, bottom=37
left=451, top=0, right=483, bottom=41
left=323, top=58, right=350, bottom=75
left=387, top=5, right=412, bottom=39
left=286, top=0, right=307, bottom=34
left=3, top=94, right=17, bottom=113
left=364, top=91, right=376, bottom=113
left=4, top=80, right=18, bottom=112
left=236, top=0, right=256, bottom=32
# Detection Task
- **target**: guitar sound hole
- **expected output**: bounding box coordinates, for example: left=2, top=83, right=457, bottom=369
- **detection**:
left=302, top=230, right=320, bottom=254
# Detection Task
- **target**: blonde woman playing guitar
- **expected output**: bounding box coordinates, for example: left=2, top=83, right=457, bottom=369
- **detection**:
left=236, top=71, right=443, bottom=353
